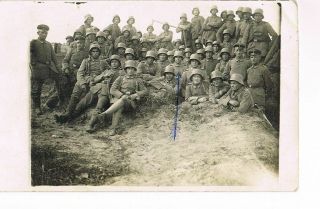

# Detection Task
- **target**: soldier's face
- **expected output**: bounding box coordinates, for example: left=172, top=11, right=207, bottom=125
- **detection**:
left=141, top=51, right=147, bottom=57
left=126, top=54, right=134, bottom=60
left=118, top=48, right=125, bottom=55
left=86, top=18, right=93, bottom=25
left=137, top=33, right=142, bottom=38
left=250, top=54, right=261, bottom=65
left=221, top=53, right=230, bottom=61
left=192, top=75, right=202, bottom=85
left=236, top=11, right=243, bottom=19
left=206, top=43, right=213, bottom=47
left=227, top=15, right=234, bottom=21
left=212, top=78, right=223, bottom=86
left=126, top=67, right=136, bottom=76
left=213, top=45, right=219, bottom=52
left=221, top=12, right=227, bottom=19
left=97, top=37, right=105, bottom=44
left=180, top=17, right=187, bottom=23
left=193, top=10, right=199, bottom=16
left=111, top=60, right=120, bottom=68
left=234, top=47, right=244, bottom=57
left=90, top=49, right=100, bottom=59
left=76, top=40, right=85, bottom=49
left=163, top=25, right=169, bottom=31
left=210, top=9, right=218, bottom=15
left=174, top=56, right=182, bottom=64
left=123, top=31, right=130, bottom=37
left=159, top=54, right=167, bottom=61
left=230, top=80, right=241, bottom=91
left=253, top=14, right=263, bottom=22
left=113, top=18, right=120, bottom=24
left=88, top=34, right=96, bottom=41
left=165, top=73, right=174, bottom=81
left=185, top=52, right=191, bottom=58
left=190, top=60, right=199, bottom=68
left=37, top=29, right=48, bottom=40
left=146, top=57, right=155, bottom=64
left=128, top=19, right=134, bottom=25
left=147, top=28, right=153, bottom=33
left=243, top=13, right=251, bottom=20
left=223, top=34, right=231, bottom=41
left=196, top=44, right=202, bottom=49
left=205, top=51, right=213, bottom=59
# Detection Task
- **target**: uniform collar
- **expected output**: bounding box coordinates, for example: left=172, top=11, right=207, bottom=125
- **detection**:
left=192, top=83, right=201, bottom=88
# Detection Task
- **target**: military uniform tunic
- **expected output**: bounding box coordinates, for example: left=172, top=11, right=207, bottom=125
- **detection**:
left=202, top=15, right=223, bottom=43
left=220, top=86, right=254, bottom=113
left=209, top=82, right=230, bottom=99
left=223, top=57, right=251, bottom=80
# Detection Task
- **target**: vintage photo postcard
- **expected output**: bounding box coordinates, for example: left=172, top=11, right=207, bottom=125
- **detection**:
left=0, top=0, right=298, bottom=191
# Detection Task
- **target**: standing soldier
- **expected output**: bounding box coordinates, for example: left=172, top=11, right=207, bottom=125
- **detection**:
left=102, top=29, right=114, bottom=59
left=142, top=25, right=157, bottom=50
left=235, top=7, right=253, bottom=43
left=191, top=7, right=205, bottom=51
left=216, top=10, right=237, bottom=43
left=30, top=24, right=63, bottom=115
left=105, top=15, right=121, bottom=43
left=94, top=60, right=148, bottom=135
left=157, top=48, right=170, bottom=76
left=115, top=43, right=127, bottom=69
left=223, top=42, right=251, bottom=81
left=215, top=47, right=231, bottom=74
left=124, top=48, right=136, bottom=61
left=219, top=74, right=254, bottom=113
left=209, top=71, right=230, bottom=104
left=176, top=13, right=192, bottom=48
left=220, top=10, right=228, bottom=23
left=235, top=7, right=244, bottom=27
left=205, top=39, right=213, bottom=47
left=137, top=50, right=160, bottom=81
left=220, top=29, right=236, bottom=54
left=243, top=8, right=278, bottom=59
left=65, top=36, right=74, bottom=47
left=157, top=22, right=173, bottom=50
left=203, top=46, right=218, bottom=78
left=167, top=50, right=175, bottom=64
left=70, top=28, right=83, bottom=49
left=185, top=68, right=209, bottom=105
left=79, top=14, right=95, bottom=37
left=246, top=49, right=273, bottom=110
left=171, top=50, right=187, bottom=76
left=202, top=5, right=223, bottom=44
left=54, top=44, right=108, bottom=123
left=123, top=16, right=137, bottom=37
left=95, top=31, right=108, bottom=59
left=130, top=35, right=141, bottom=58
left=114, top=27, right=131, bottom=47
left=84, top=28, right=96, bottom=52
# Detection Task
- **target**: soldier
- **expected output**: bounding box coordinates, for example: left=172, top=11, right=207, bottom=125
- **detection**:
left=243, top=8, right=278, bottom=58
left=196, top=48, right=205, bottom=61
left=194, top=39, right=203, bottom=51
left=157, top=22, right=173, bottom=50
left=30, top=24, right=63, bottom=115
left=203, top=46, right=219, bottom=78
left=137, top=50, right=160, bottom=81
left=219, top=74, right=254, bottom=113
left=173, top=39, right=183, bottom=51
left=183, top=48, right=192, bottom=65
left=123, top=16, right=137, bottom=38
left=114, top=27, right=131, bottom=47
left=176, top=13, right=192, bottom=48
left=102, top=29, right=114, bottom=59
left=105, top=15, right=121, bottom=43
left=171, top=50, right=187, bottom=76
left=93, top=60, right=147, bottom=135
left=205, top=39, right=213, bottom=47
left=246, top=49, right=273, bottom=110
left=216, top=10, right=237, bottom=43
left=185, top=68, right=209, bottom=105
left=236, top=7, right=244, bottom=22
left=84, top=28, right=96, bottom=52
left=223, top=42, right=251, bottom=80
left=167, top=50, right=175, bottom=64
left=136, top=31, right=143, bottom=39
left=65, top=36, right=74, bottom=47
left=142, top=25, right=157, bottom=49
left=85, top=55, right=125, bottom=133
left=115, top=43, right=126, bottom=69
left=212, top=41, right=221, bottom=60
left=179, top=45, right=186, bottom=52
left=220, top=10, right=228, bottom=23
left=191, top=7, right=205, bottom=50
left=202, top=5, right=223, bottom=44
left=235, top=7, right=253, bottom=43
left=220, top=29, right=236, bottom=54
left=124, top=48, right=136, bottom=61
left=140, top=38, right=152, bottom=51
left=95, top=31, right=108, bottom=59
left=139, top=47, right=148, bottom=62
left=79, top=14, right=95, bottom=37
left=130, top=35, right=141, bottom=58
left=209, top=71, right=230, bottom=104
left=157, top=48, right=170, bottom=76
left=215, top=47, right=231, bottom=74
left=54, top=43, right=108, bottom=123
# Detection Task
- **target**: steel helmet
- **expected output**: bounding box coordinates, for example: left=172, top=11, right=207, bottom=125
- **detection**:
left=242, top=7, right=252, bottom=14
left=253, top=8, right=264, bottom=18
left=131, top=35, right=139, bottom=40
left=210, top=5, right=218, bottom=13
left=195, top=39, right=202, bottom=44
left=65, top=35, right=73, bottom=41
left=89, top=43, right=101, bottom=53
left=190, top=68, right=204, bottom=80
left=167, top=50, right=174, bottom=56
left=189, top=54, right=201, bottom=64
left=184, top=48, right=192, bottom=53
left=109, top=55, right=121, bottom=64
left=212, top=41, right=221, bottom=47
left=164, top=65, right=175, bottom=75
left=102, top=27, right=111, bottom=33
left=96, top=31, right=106, bottom=39
left=236, top=7, right=244, bottom=13
left=226, top=10, right=235, bottom=17
left=162, top=22, right=170, bottom=30
left=147, top=25, right=154, bottom=31
left=124, top=60, right=137, bottom=70
left=127, top=16, right=135, bottom=24
left=206, top=39, right=213, bottom=45
left=204, top=46, right=214, bottom=52
left=116, top=42, right=126, bottom=49
left=113, top=15, right=120, bottom=22
left=233, top=42, right=245, bottom=48
left=196, top=48, right=205, bottom=55
left=210, top=71, right=223, bottom=80
left=75, top=35, right=85, bottom=41
left=179, top=45, right=186, bottom=50
left=192, top=7, right=200, bottom=15
left=122, top=26, right=131, bottom=34
left=73, top=28, right=82, bottom=37
left=158, top=48, right=168, bottom=55
left=86, top=28, right=96, bottom=36
left=141, top=47, right=148, bottom=52
left=84, top=14, right=94, bottom=23
left=219, top=47, right=231, bottom=57
left=173, top=50, right=184, bottom=58
left=180, top=13, right=187, bottom=19
left=125, top=48, right=135, bottom=56
left=230, top=73, right=244, bottom=85
left=248, top=48, right=262, bottom=56
left=223, top=29, right=231, bottom=35
left=146, top=50, right=157, bottom=59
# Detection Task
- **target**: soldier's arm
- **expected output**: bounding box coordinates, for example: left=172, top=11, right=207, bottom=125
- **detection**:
left=162, top=31, right=173, bottom=42
left=199, top=16, right=205, bottom=35
left=222, top=61, right=231, bottom=80
left=176, top=24, right=182, bottom=33
left=136, top=79, right=148, bottom=97
left=202, top=18, right=211, bottom=30
left=30, top=40, right=36, bottom=66
left=50, top=44, right=60, bottom=72
left=262, top=67, right=274, bottom=97
left=62, top=47, right=72, bottom=70
left=219, top=90, right=231, bottom=106
left=110, top=76, right=124, bottom=98
left=185, top=85, right=192, bottom=100
left=236, top=89, right=254, bottom=113
left=77, top=59, right=89, bottom=85
left=212, top=18, right=223, bottom=28
left=216, top=23, right=226, bottom=42
left=219, top=83, right=230, bottom=98
left=242, top=23, right=252, bottom=45
left=265, top=22, right=278, bottom=40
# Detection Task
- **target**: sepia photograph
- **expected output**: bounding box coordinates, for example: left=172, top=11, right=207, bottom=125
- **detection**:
left=2, top=0, right=295, bottom=190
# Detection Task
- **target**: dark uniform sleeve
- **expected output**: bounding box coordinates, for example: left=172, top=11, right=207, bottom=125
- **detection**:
left=77, top=59, right=89, bottom=86
left=136, top=78, right=148, bottom=97
left=237, top=89, right=254, bottom=113
left=62, top=48, right=73, bottom=70
left=50, top=43, right=60, bottom=71
left=223, top=61, right=231, bottom=80
left=262, top=66, right=274, bottom=98
left=30, top=40, right=36, bottom=66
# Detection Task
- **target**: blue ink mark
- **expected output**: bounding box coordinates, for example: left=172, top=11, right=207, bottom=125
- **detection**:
left=171, top=73, right=181, bottom=141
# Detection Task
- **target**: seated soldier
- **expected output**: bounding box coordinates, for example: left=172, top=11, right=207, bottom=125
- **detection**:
left=171, top=50, right=187, bottom=76
left=115, top=43, right=127, bottom=69
left=86, top=60, right=147, bottom=135
left=167, top=50, right=175, bottom=64
left=183, top=48, right=192, bottom=66
left=137, top=50, right=161, bottom=81
left=215, top=47, right=231, bottom=75
left=139, top=47, right=148, bottom=62
left=209, top=71, right=230, bottom=104
left=156, top=48, right=170, bottom=77
left=124, top=48, right=136, bottom=61
left=185, top=68, right=209, bottom=105
left=219, top=73, right=254, bottom=113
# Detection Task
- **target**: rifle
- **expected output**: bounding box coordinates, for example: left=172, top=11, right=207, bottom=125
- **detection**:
left=151, top=19, right=177, bottom=29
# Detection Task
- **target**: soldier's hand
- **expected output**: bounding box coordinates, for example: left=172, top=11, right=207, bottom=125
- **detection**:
left=129, top=94, right=138, bottom=100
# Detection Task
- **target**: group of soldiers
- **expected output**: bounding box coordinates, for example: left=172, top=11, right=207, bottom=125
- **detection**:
left=30, top=5, right=280, bottom=135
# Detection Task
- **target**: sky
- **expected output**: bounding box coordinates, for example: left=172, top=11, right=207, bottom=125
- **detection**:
left=11, top=1, right=280, bottom=43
